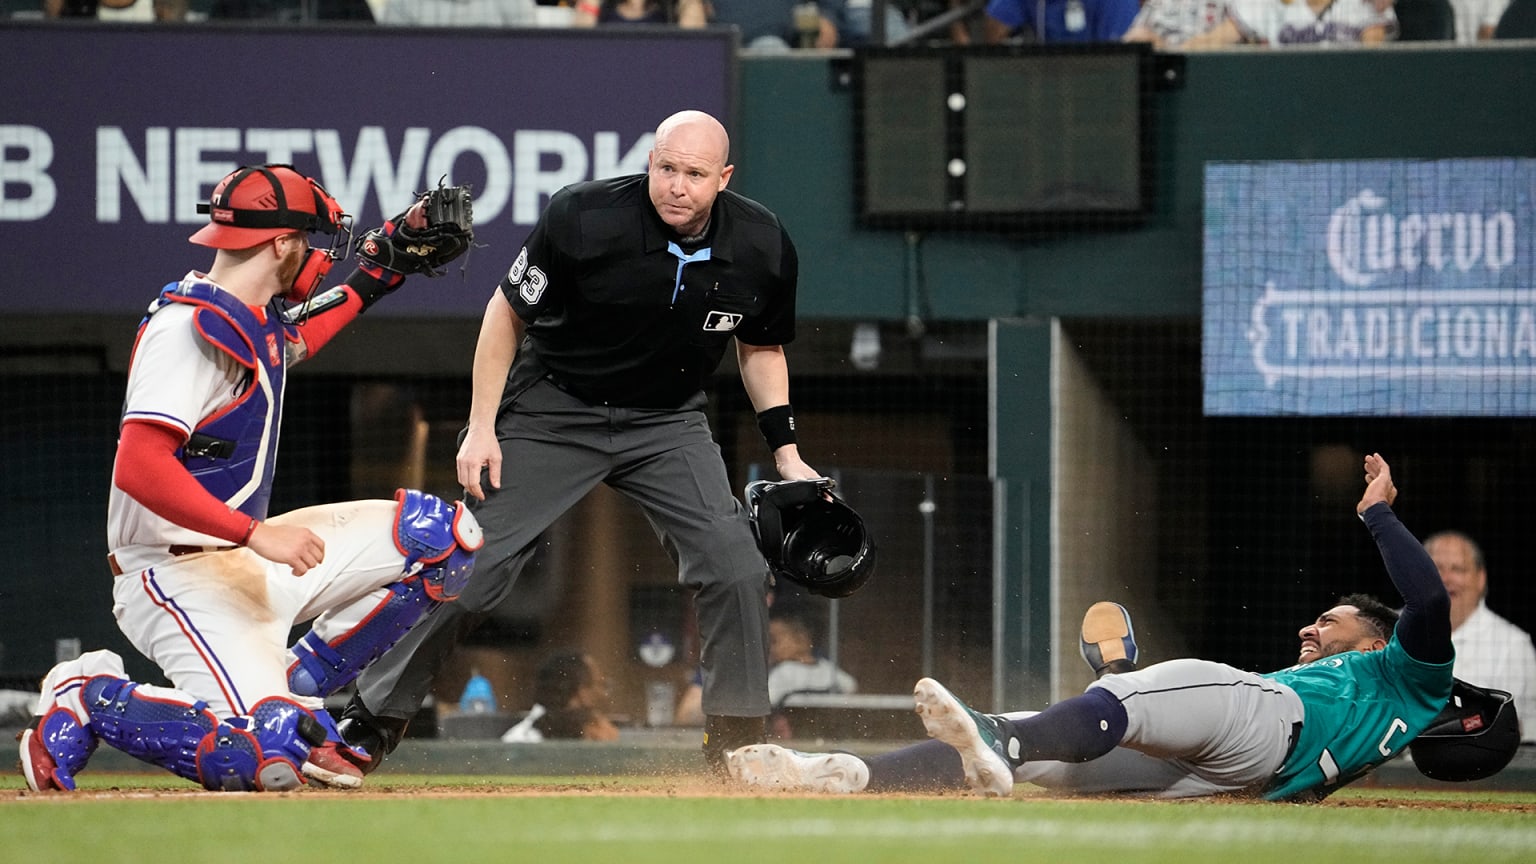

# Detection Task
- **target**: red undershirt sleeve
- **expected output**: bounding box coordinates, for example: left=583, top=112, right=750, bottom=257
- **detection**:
left=113, top=420, right=257, bottom=545
left=291, top=283, right=365, bottom=356
left=290, top=269, right=407, bottom=356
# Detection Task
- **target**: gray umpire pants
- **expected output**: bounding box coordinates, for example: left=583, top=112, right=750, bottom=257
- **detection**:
left=356, top=378, right=773, bottom=722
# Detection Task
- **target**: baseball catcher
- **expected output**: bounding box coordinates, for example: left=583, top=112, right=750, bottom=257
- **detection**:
left=17, top=165, right=481, bottom=794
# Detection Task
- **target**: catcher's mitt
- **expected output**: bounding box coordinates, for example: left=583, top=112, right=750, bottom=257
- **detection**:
left=355, top=181, right=475, bottom=277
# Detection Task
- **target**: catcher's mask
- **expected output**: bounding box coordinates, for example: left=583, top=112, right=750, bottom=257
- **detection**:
left=1408, top=678, right=1521, bottom=782
left=190, top=164, right=353, bottom=302
left=745, top=478, right=875, bottom=599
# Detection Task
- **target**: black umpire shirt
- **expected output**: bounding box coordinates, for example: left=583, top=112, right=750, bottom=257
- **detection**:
left=499, top=173, right=798, bottom=409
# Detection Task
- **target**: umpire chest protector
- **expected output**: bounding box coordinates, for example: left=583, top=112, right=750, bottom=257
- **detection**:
left=141, top=279, right=292, bottom=520
left=504, top=175, right=798, bottom=409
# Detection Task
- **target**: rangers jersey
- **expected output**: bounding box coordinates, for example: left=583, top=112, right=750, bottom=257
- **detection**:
left=109, top=275, right=297, bottom=549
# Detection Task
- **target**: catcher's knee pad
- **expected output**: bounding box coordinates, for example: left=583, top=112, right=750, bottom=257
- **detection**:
left=81, top=676, right=220, bottom=784
left=287, top=577, right=437, bottom=698
left=393, top=488, right=483, bottom=601
left=195, top=696, right=325, bottom=792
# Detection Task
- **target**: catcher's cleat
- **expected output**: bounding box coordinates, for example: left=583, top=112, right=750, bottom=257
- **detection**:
left=728, top=744, right=869, bottom=794
left=302, top=741, right=366, bottom=789
left=18, top=707, right=98, bottom=792
left=1080, top=601, right=1139, bottom=678
left=702, top=714, right=766, bottom=778
left=913, top=677, right=1018, bottom=799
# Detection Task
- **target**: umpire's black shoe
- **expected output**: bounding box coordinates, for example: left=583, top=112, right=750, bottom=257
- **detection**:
left=337, top=695, right=409, bottom=776
left=702, top=715, right=766, bottom=778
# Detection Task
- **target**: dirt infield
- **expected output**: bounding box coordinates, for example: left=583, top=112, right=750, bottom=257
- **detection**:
left=7, top=776, right=1535, bottom=812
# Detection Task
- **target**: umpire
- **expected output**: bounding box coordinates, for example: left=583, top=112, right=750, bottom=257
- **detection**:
left=340, top=109, right=821, bottom=774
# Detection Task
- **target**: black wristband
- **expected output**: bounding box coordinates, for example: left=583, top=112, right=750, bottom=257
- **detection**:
left=756, top=404, right=797, bottom=451
left=344, top=267, right=404, bottom=310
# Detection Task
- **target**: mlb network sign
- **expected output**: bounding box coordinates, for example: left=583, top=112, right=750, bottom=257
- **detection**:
left=1203, top=159, right=1536, bottom=416
left=0, top=24, right=732, bottom=318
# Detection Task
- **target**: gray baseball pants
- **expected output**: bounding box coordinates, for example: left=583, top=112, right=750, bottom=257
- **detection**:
left=1015, top=658, right=1306, bottom=798
left=356, top=378, right=773, bottom=722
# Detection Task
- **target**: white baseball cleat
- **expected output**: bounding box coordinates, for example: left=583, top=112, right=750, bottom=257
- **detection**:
left=728, top=743, right=869, bottom=793
left=913, top=677, right=1016, bottom=798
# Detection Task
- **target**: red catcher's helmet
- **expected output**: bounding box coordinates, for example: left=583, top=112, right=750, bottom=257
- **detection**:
left=190, top=164, right=345, bottom=250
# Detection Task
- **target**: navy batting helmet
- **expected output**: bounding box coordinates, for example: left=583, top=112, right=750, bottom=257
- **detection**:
left=746, top=478, right=875, bottom=599
left=1408, top=679, right=1521, bottom=782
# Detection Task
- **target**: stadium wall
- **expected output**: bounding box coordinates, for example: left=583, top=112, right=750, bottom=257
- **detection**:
left=4, top=31, right=1535, bottom=716
left=738, top=44, right=1536, bottom=321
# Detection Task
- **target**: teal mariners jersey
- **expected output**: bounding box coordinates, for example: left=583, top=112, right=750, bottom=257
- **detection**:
left=1262, top=634, right=1452, bottom=801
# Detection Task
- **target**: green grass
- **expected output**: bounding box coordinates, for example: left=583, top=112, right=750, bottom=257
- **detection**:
left=5, top=775, right=1534, bottom=863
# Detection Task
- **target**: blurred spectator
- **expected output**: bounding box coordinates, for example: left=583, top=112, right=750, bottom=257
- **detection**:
left=152, top=0, right=189, bottom=18
left=375, top=0, right=535, bottom=24
left=941, top=0, right=990, bottom=43
left=765, top=605, right=856, bottom=740
left=767, top=607, right=856, bottom=707
left=573, top=0, right=706, bottom=25
left=1179, top=0, right=1397, bottom=45
left=1424, top=531, right=1536, bottom=743
left=97, top=0, right=152, bottom=18
left=207, top=0, right=375, bottom=21
left=677, top=587, right=837, bottom=727
left=42, top=0, right=93, bottom=15
left=826, top=0, right=913, bottom=44
left=531, top=651, right=621, bottom=741
left=1450, top=0, right=1510, bottom=40
left=706, top=0, right=839, bottom=51
left=674, top=667, right=705, bottom=726
left=982, top=0, right=1140, bottom=42
left=44, top=0, right=182, bottom=18
left=529, top=0, right=576, bottom=24
left=1123, top=0, right=1231, bottom=47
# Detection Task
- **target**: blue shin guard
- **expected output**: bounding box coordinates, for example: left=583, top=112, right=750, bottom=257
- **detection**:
left=82, top=676, right=220, bottom=784
left=286, top=577, right=437, bottom=698
left=82, top=677, right=323, bottom=791
left=286, top=489, right=482, bottom=699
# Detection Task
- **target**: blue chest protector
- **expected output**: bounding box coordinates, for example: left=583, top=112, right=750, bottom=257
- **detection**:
left=142, top=281, right=291, bottom=520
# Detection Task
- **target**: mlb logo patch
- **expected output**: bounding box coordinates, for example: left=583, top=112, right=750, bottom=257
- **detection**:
left=703, top=311, right=742, bottom=332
